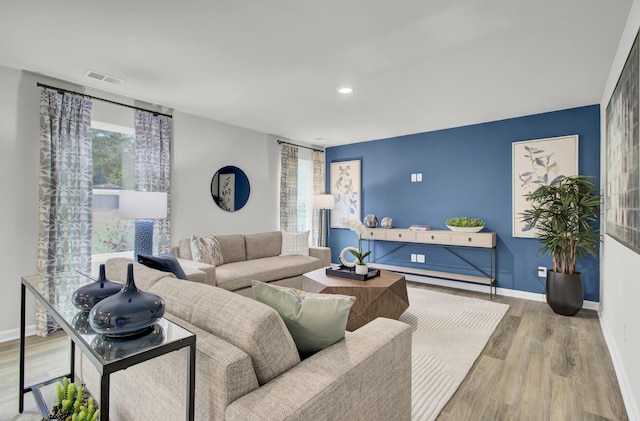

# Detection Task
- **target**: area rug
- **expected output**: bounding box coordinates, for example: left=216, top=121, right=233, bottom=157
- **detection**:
left=400, top=287, right=509, bottom=420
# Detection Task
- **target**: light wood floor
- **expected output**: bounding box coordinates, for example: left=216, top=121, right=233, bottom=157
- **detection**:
left=0, top=283, right=629, bottom=421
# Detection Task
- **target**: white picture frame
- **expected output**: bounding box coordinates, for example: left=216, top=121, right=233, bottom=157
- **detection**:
left=330, top=159, right=361, bottom=228
left=512, top=135, right=579, bottom=238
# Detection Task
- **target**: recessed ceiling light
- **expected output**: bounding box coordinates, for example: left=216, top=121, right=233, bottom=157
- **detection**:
left=337, top=87, right=353, bottom=94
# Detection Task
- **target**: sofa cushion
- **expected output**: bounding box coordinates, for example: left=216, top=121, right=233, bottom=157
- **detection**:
left=217, top=235, right=246, bottom=263
left=252, top=281, right=355, bottom=354
left=245, top=231, right=281, bottom=260
left=149, top=278, right=301, bottom=385
left=215, top=255, right=324, bottom=292
left=280, top=231, right=310, bottom=256
left=175, top=258, right=216, bottom=285
left=137, top=253, right=188, bottom=280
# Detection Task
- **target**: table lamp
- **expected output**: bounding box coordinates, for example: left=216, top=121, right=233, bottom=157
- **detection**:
left=119, top=191, right=168, bottom=261
left=313, top=194, right=335, bottom=247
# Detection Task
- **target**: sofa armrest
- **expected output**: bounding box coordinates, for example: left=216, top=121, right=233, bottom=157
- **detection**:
left=176, top=257, right=217, bottom=286
left=226, top=317, right=412, bottom=421
left=309, top=246, right=331, bottom=267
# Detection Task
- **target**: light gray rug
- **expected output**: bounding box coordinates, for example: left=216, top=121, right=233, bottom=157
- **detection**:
left=400, top=287, right=509, bottom=421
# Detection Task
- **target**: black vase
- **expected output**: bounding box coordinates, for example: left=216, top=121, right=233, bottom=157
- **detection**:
left=72, top=264, right=123, bottom=311
left=546, top=270, right=584, bottom=316
left=89, top=263, right=165, bottom=337
left=92, top=324, right=165, bottom=360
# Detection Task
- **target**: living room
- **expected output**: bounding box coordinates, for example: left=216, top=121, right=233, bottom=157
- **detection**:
left=1, top=1, right=639, bottom=420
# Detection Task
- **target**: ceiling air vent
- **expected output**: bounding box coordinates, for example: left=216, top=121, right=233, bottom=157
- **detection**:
left=83, top=69, right=125, bottom=85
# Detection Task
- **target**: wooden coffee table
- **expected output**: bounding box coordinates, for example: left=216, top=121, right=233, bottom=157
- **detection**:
left=302, top=268, right=410, bottom=331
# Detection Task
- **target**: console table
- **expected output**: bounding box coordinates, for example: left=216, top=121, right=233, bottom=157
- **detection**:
left=364, top=228, right=497, bottom=297
left=20, top=272, right=196, bottom=420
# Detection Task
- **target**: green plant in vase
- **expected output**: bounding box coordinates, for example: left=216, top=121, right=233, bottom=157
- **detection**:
left=521, top=175, right=600, bottom=315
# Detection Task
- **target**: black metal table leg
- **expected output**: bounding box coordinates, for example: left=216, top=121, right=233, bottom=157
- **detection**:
left=100, top=373, right=110, bottom=420
left=19, top=283, right=26, bottom=413
left=187, top=342, right=196, bottom=420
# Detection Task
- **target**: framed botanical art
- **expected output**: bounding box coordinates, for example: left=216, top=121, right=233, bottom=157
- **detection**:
left=330, top=159, right=361, bottom=228
left=512, top=135, right=579, bottom=238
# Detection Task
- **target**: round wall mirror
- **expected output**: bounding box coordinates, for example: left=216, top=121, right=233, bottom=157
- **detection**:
left=210, top=166, right=250, bottom=212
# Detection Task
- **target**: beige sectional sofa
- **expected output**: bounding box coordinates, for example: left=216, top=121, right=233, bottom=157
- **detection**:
left=76, top=259, right=412, bottom=421
left=171, top=231, right=331, bottom=296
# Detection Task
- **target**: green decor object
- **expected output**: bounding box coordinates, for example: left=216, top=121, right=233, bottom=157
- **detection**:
left=445, top=217, right=485, bottom=227
left=43, top=377, right=99, bottom=421
left=445, top=217, right=485, bottom=233
left=521, top=175, right=600, bottom=316
left=252, top=280, right=355, bottom=354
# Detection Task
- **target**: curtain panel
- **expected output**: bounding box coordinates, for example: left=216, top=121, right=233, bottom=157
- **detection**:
left=279, top=144, right=299, bottom=232
left=312, top=150, right=326, bottom=246
left=134, top=110, right=172, bottom=254
left=37, top=89, right=93, bottom=336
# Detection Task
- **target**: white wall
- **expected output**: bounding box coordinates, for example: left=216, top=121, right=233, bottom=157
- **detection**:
left=171, top=112, right=280, bottom=240
left=0, top=66, right=281, bottom=340
left=600, top=1, right=640, bottom=417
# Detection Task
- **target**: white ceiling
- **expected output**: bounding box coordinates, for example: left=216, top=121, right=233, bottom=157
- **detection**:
left=0, top=0, right=632, bottom=147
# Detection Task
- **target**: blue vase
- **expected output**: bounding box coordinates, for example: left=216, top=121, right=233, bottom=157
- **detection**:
left=89, top=263, right=165, bottom=337
left=72, top=264, right=123, bottom=311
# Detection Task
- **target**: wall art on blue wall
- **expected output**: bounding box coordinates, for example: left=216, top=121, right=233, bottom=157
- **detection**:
left=512, top=135, right=578, bottom=238
left=606, top=29, right=640, bottom=253
left=330, top=159, right=361, bottom=227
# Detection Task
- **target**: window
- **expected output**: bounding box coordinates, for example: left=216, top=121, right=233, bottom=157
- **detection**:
left=91, top=121, right=136, bottom=265
left=296, top=149, right=314, bottom=234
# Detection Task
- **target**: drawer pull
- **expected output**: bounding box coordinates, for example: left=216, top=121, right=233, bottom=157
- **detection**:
left=468, top=237, right=472, bottom=242
left=431, top=235, right=435, bottom=240
left=398, top=233, right=402, bottom=238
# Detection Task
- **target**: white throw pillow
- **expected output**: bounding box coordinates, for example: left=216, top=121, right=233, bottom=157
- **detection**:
left=280, top=231, right=310, bottom=256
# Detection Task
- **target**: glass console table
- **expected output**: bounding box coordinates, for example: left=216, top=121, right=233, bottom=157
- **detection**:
left=20, top=272, right=196, bottom=420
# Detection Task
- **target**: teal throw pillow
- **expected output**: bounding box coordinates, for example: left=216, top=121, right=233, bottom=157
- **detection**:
left=251, top=280, right=356, bottom=354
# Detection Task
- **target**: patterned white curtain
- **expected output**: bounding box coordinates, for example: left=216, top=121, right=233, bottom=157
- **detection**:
left=312, top=150, right=325, bottom=246
left=37, top=89, right=93, bottom=336
left=134, top=110, right=172, bottom=254
left=280, top=144, right=299, bottom=232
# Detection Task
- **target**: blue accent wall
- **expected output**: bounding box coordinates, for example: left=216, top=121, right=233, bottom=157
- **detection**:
left=326, top=105, right=601, bottom=301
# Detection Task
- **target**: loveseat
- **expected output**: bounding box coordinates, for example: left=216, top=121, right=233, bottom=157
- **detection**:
left=170, top=231, right=331, bottom=297
left=76, top=259, right=412, bottom=420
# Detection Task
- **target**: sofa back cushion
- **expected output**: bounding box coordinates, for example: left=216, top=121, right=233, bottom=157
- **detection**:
left=217, top=235, right=246, bottom=263
left=150, top=278, right=300, bottom=385
left=245, top=231, right=282, bottom=260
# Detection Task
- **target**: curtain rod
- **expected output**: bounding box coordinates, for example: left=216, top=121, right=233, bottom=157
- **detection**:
left=277, top=139, right=323, bottom=152
left=36, top=82, right=173, bottom=118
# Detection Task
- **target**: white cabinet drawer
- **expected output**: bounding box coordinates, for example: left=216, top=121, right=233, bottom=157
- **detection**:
left=416, top=231, right=451, bottom=244
left=386, top=229, right=416, bottom=242
left=450, top=233, right=495, bottom=247
left=365, top=229, right=387, bottom=240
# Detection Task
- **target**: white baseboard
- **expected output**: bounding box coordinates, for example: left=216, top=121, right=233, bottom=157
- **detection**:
left=599, top=312, right=639, bottom=421
left=366, top=264, right=601, bottom=310
left=0, top=324, right=36, bottom=343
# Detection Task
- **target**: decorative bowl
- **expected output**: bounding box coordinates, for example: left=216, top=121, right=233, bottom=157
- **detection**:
left=446, top=225, right=484, bottom=233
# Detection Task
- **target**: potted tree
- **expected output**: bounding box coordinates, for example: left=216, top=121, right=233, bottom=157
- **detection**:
left=522, top=175, right=600, bottom=316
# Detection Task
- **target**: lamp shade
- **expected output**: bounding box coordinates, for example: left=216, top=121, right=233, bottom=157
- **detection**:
left=119, top=191, right=168, bottom=219
left=313, top=194, right=335, bottom=210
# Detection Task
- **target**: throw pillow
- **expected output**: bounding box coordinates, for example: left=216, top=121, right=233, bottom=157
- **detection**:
left=280, top=231, right=310, bottom=256
left=252, top=280, right=355, bottom=354
left=137, top=253, right=188, bottom=280
left=190, top=234, right=224, bottom=266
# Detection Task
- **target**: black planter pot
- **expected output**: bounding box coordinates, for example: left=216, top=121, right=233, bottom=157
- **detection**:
left=546, top=270, right=584, bottom=316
